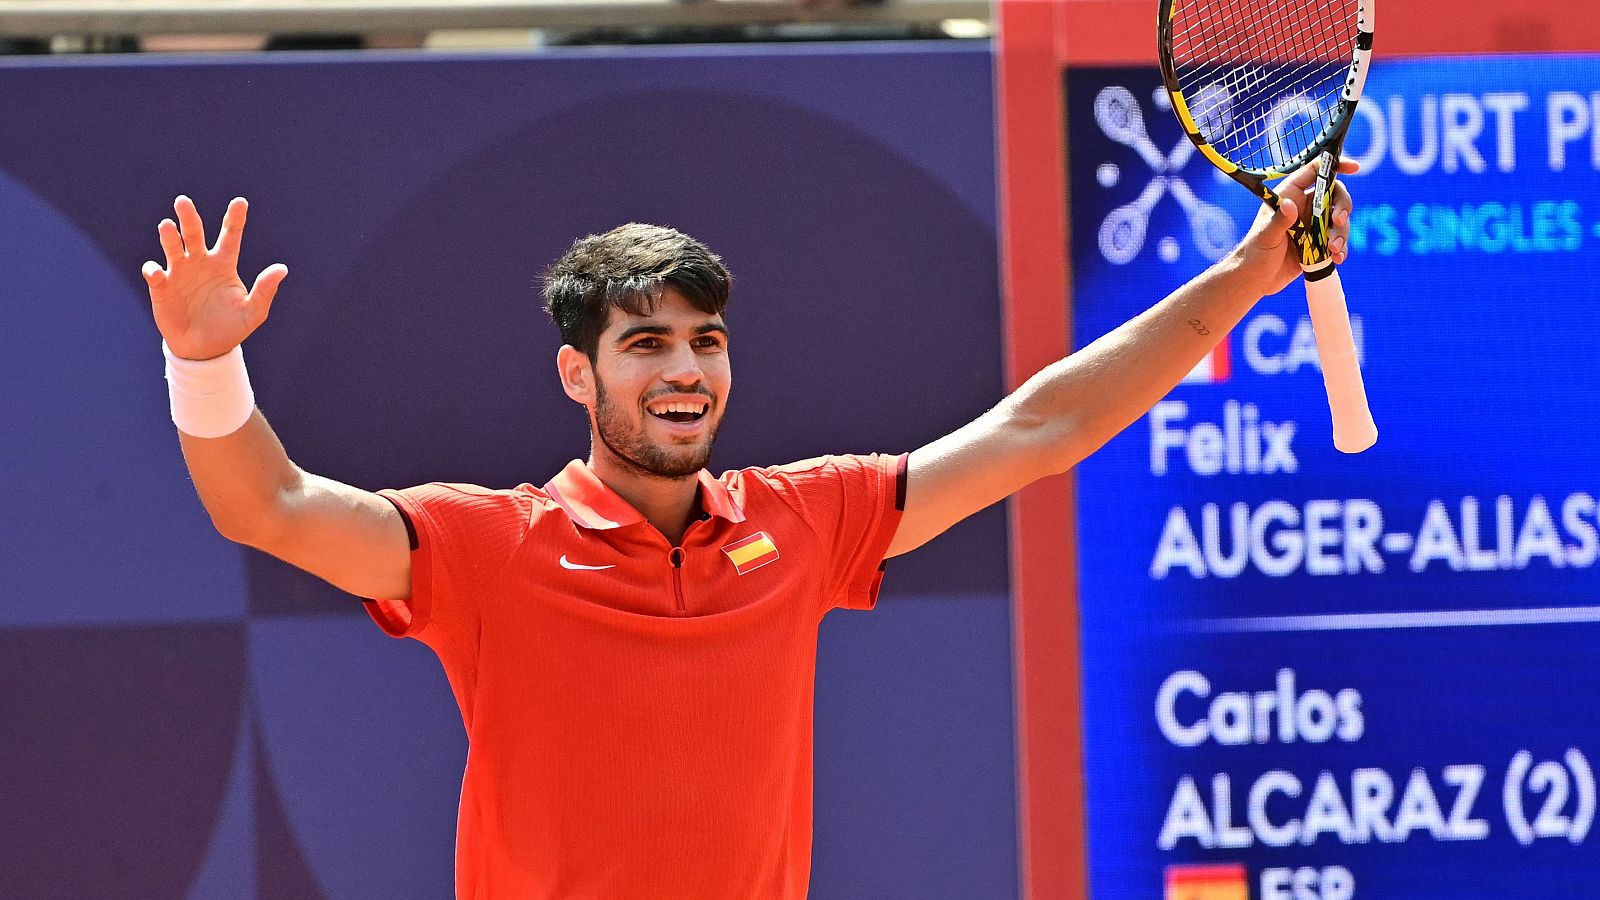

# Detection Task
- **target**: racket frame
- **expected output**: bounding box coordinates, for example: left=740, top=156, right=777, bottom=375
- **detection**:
left=1157, top=0, right=1378, bottom=452
left=1157, top=0, right=1375, bottom=273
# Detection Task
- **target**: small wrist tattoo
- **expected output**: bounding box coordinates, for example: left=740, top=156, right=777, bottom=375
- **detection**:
left=1186, top=318, right=1211, bottom=336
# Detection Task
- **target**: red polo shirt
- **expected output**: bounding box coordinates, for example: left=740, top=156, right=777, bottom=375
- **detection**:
left=363, top=453, right=906, bottom=899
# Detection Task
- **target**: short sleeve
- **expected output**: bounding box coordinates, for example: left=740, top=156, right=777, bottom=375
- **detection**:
left=362, top=483, right=530, bottom=662
left=765, top=453, right=907, bottom=611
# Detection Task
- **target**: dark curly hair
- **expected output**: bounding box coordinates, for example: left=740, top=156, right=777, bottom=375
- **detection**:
left=542, top=224, right=732, bottom=359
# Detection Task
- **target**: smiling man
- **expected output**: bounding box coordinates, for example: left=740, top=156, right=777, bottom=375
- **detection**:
left=144, top=165, right=1352, bottom=899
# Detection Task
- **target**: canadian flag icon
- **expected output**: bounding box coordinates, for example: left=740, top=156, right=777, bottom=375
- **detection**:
left=1181, top=333, right=1231, bottom=384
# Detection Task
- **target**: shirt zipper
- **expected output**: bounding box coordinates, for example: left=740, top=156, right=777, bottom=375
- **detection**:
left=669, top=546, right=687, bottom=613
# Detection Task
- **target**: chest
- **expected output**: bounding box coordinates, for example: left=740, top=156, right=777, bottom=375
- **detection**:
left=495, top=519, right=821, bottom=619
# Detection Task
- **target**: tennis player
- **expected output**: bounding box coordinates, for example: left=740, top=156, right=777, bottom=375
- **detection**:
left=144, top=161, right=1353, bottom=899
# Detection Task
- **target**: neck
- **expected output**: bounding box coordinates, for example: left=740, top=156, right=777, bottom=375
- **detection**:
left=587, top=452, right=702, bottom=545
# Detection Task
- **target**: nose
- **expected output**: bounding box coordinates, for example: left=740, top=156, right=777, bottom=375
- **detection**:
left=659, top=341, right=705, bottom=387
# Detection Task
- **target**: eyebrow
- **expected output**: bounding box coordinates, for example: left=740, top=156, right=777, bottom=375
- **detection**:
left=614, top=322, right=730, bottom=343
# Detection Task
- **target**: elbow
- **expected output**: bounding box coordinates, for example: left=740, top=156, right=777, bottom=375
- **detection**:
left=999, top=404, right=1086, bottom=480
left=211, top=516, right=260, bottom=547
left=202, top=470, right=304, bottom=549
left=208, top=500, right=290, bottom=551
left=210, top=513, right=265, bottom=548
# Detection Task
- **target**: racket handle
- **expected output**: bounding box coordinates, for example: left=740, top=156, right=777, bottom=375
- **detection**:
left=1303, top=267, right=1378, bottom=453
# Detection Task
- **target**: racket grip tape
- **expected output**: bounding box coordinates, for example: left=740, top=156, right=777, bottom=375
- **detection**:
left=1303, top=267, right=1378, bottom=453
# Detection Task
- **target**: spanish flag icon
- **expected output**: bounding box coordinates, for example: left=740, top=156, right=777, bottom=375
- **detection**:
left=1165, top=863, right=1248, bottom=900
left=722, top=531, right=780, bottom=575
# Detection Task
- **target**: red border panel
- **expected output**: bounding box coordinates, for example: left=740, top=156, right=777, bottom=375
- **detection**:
left=1054, top=0, right=1600, bottom=66
left=995, top=2, right=1084, bottom=898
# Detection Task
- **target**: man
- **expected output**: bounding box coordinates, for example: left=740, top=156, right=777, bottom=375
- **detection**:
left=144, top=161, right=1353, bottom=899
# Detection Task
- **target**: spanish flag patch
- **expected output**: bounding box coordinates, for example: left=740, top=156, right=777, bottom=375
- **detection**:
left=1164, top=863, right=1248, bottom=900
left=722, top=531, right=779, bottom=575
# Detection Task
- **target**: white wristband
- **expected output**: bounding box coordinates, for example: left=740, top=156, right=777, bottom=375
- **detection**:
left=163, top=341, right=256, bottom=438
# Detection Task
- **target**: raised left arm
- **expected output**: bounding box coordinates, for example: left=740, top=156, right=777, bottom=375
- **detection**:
left=886, top=161, right=1355, bottom=558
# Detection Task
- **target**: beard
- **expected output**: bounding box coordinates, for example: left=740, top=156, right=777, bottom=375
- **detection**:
left=593, top=376, right=720, bottom=479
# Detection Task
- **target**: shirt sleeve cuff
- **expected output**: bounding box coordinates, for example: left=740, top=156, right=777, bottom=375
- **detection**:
left=362, top=489, right=435, bottom=638
left=839, top=452, right=908, bottom=611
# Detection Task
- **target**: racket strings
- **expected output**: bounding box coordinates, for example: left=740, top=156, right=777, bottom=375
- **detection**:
left=1167, top=0, right=1359, bottom=171
left=1169, top=1, right=1350, bottom=76
left=1175, top=55, right=1346, bottom=164
left=1191, top=60, right=1340, bottom=163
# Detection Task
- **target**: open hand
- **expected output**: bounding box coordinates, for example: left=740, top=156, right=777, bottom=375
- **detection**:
left=143, top=195, right=286, bottom=361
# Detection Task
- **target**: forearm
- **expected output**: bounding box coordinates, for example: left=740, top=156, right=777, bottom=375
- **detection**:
left=145, top=196, right=410, bottom=598
left=178, top=408, right=303, bottom=543
left=1005, top=252, right=1265, bottom=474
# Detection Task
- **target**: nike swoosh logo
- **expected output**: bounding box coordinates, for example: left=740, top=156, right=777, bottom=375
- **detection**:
left=559, top=555, right=615, bottom=571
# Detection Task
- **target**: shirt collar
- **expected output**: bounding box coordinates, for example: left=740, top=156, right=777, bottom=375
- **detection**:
left=543, top=459, right=746, bottom=531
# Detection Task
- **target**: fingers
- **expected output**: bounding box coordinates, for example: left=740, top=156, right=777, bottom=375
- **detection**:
left=1277, top=159, right=1323, bottom=196
left=1330, top=204, right=1352, bottom=264
left=157, top=218, right=184, bottom=269
left=1276, top=156, right=1362, bottom=196
left=1330, top=176, right=1354, bottom=216
left=215, top=197, right=248, bottom=261
left=1268, top=195, right=1299, bottom=237
left=247, top=263, right=289, bottom=324
left=174, top=195, right=208, bottom=257
left=1324, top=174, right=1354, bottom=262
left=141, top=260, right=167, bottom=290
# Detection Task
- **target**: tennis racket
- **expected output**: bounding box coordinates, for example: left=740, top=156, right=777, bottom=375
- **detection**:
left=1158, top=0, right=1378, bottom=453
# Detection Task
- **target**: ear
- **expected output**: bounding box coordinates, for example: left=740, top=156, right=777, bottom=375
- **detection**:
left=556, top=345, right=595, bottom=406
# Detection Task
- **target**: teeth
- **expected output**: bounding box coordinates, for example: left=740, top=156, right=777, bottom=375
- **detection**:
left=650, top=400, right=708, bottom=415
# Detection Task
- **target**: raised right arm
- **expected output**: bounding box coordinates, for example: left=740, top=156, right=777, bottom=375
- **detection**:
left=146, top=195, right=412, bottom=602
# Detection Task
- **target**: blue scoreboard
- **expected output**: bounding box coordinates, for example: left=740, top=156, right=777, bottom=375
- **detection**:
left=1069, top=56, right=1600, bottom=899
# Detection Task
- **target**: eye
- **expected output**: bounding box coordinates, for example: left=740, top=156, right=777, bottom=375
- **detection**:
left=693, top=336, right=726, bottom=351
left=629, top=338, right=661, bottom=350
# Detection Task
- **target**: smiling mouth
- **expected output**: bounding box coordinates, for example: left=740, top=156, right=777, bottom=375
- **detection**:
left=646, top=399, right=711, bottom=424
